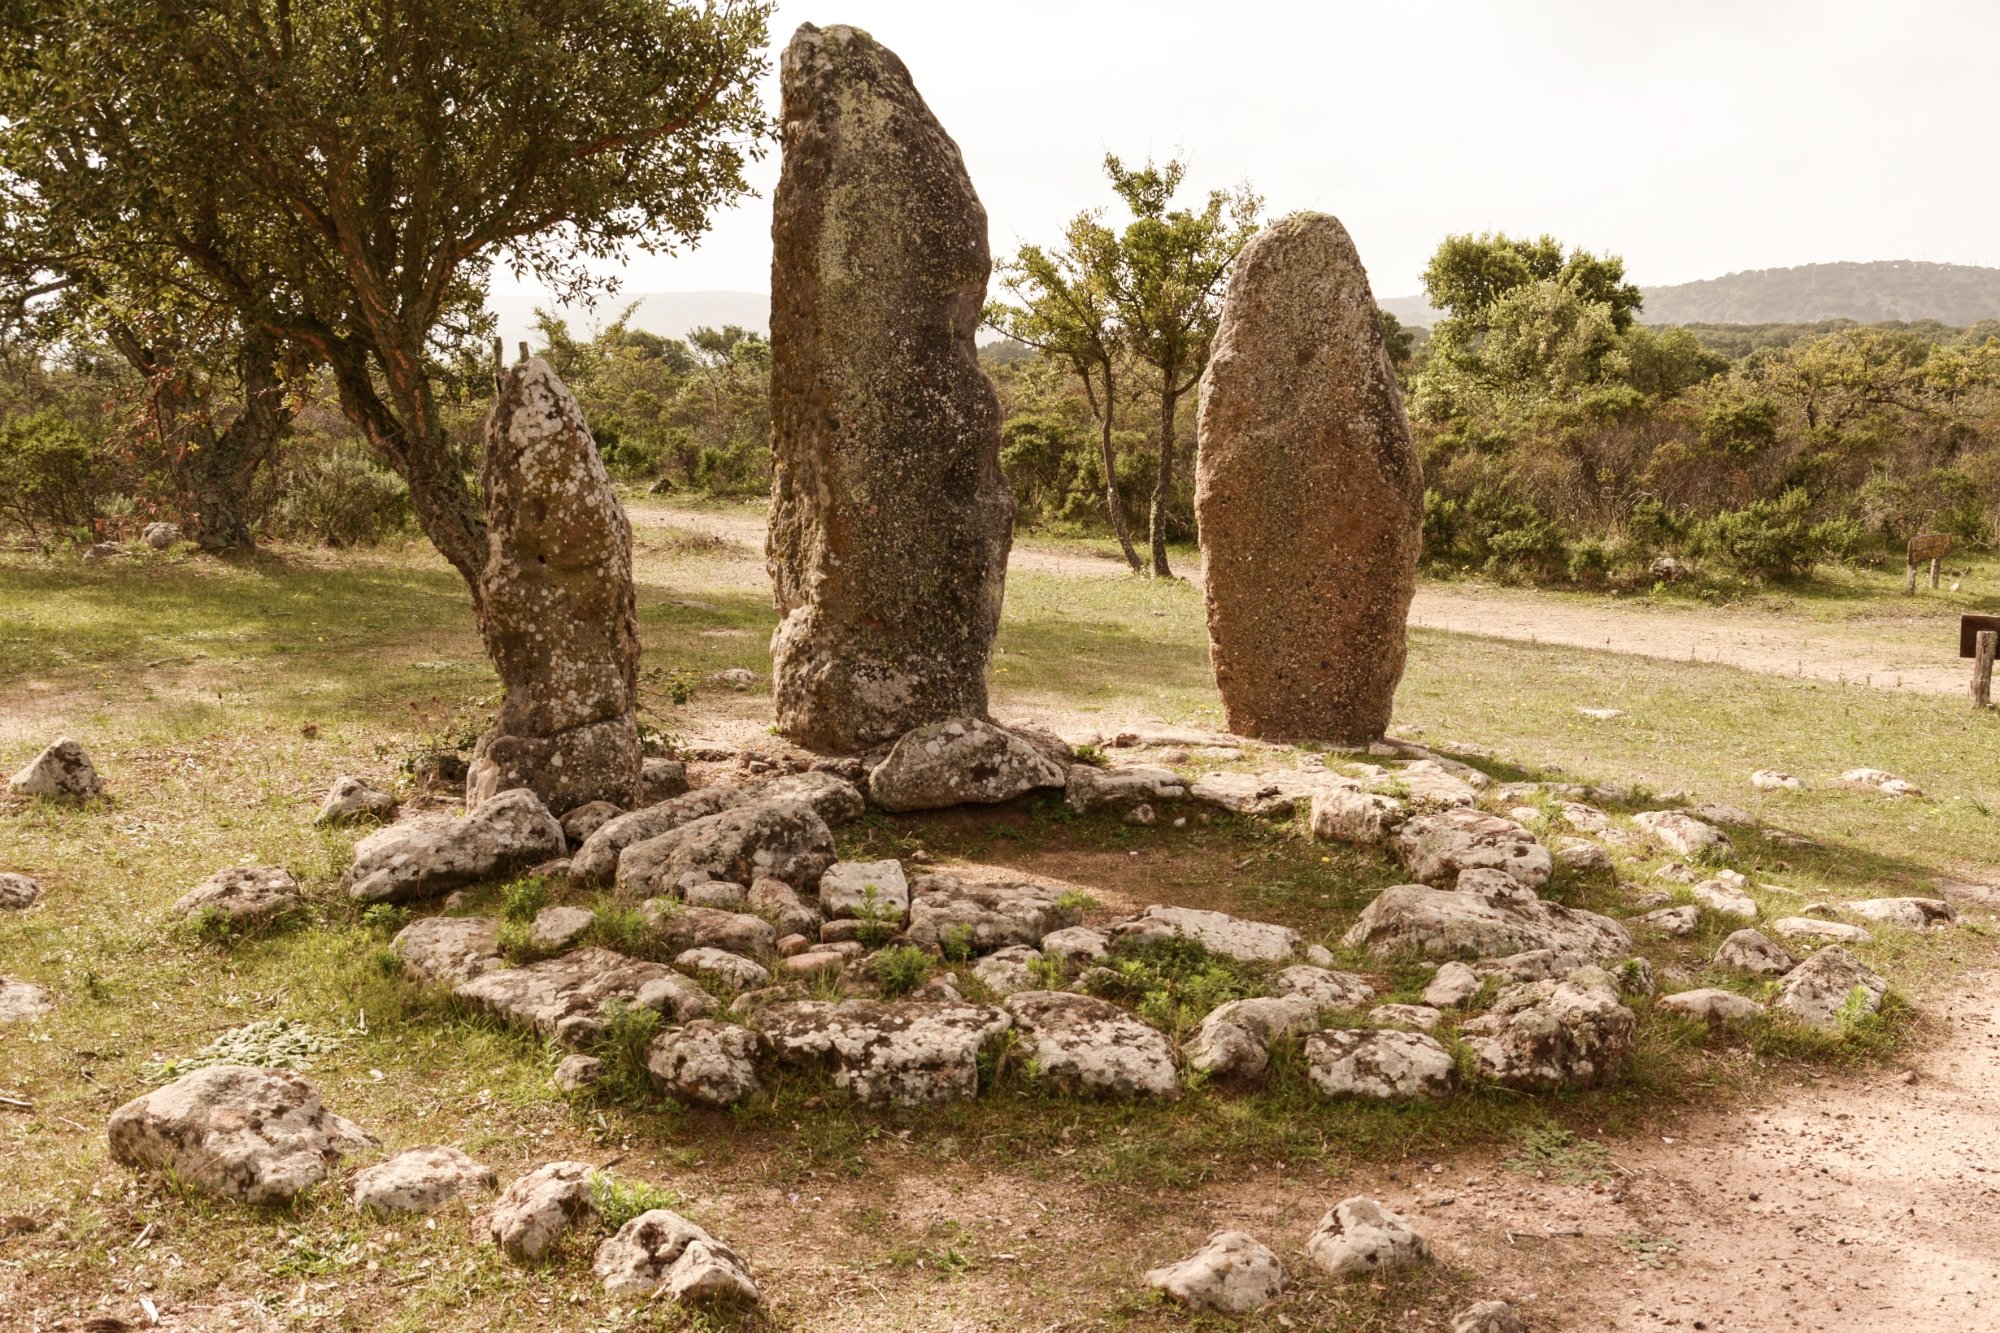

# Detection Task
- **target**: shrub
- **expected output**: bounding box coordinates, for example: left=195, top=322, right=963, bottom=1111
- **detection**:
left=869, top=944, right=934, bottom=997
left=587, top=1172, right=686, bottom=1230
left=0, top=409, right=114, bottom=539
left=261, top=441, right=410, bottom=546
left=1689, top=488, right=1852, bottom=579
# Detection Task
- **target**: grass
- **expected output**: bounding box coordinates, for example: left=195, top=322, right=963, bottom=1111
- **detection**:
left=1, top=516, right=1995, bottom=1328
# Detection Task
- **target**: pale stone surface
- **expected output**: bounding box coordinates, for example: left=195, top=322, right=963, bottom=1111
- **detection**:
left=351, top=1146, right=496, bottom=1215
left=1309, top=786, right=1407, bottom=845
left=9, top=737, right=104, bottom=800
left=527, top=905, right=594, bottom=952
left=552, top=1054, right=604, bottom=1091
left=1186, top=995, right=1323, bottom=1079
left=1770, top=917, right=1873, bottom=945
left=866, top=718, right=1065, bottom=811
left=467, top=357, right=641, bottom=813
left=642, top=757, right=690, bottom=806
left=1751, top=769, right=1805, bottom=792
left=1423, top=961, right=1480, bottom=1007
left=1775, top=946, right=1889, bottom=1029
left=1304, top=1028, right=1454, bottom=1099
left=970, top=945, right=1042, bottom=996
left=1273, top=965, right=1376, bottom=1009
left=479, top=1160, right=598, bottom=1262
left=819, top=859, right=911, bottom=921
left=170, top=866, right=302, bottom=929
left=1840, top=767, right=1924, bottom=798
left=682, top=878, right=746, bottom=909
left=1189, top=769, right=1336, bottom=816
left=1305, top=1197, right=1428, bottom=1278
left=1387, top=760, right=1481, bottom=810
left=1004, top=991, right=1178, bottom=1099
left=560, top=800, right=623, bottom=845
left=1845, top=897, right=1953, bottom=929
left=1142, top=1230, right=1285, bottom=1315
left=647, top=1020, right=766, bottom=1107
left=1452, top=1300, right=1527, bottom=1333
left=569, top=788, right=749, bottom=887
left=759, top=1000, right=1010, bottom=1105
left=1634, top=810, right=1735, bottom=859
left=1039, top=926, right=1110, bottom=965
left=1395, top=808, right=1552, bottom=889
left=0, top=979, right=53, bottom=1023
left=455, top=947, right=712, bottom=1045
left=1369, top=1003, right=1444, bottom=1031
left=1659, top=988, right=1763, bottom=1024
left=1195, top=212, right=1421, bottom=744
left=1461, top=967, right=1636, bottom=1089
left=1691, top=878, right=1758, bottom=920
left=143, top=520, right=181, bottom=549
left=748, top=876, right=822, bottom=939
left=767, top=24, right=1012, bottom=752
left=316, top=776, right=397, bottom=826
left=905, top=875, right=1082, bottom=952
left=1555, top=838, right=1613, bottom=875
left=1066, top=763, right=1187, bottom=814
left=1111, top=904, right=1302, bottom=963
left=107, top=1066, right=373, bottom=1204
left=675, top=948, right=770, bottom=991
left=615, top=799, right=834, bottom=899
left=594, top=1208, right=759, bottom=1304
left=1638, top=905, right=1700, bottom=937
left=1342, top=880, right=1631, bottom=962
left=0, top=872, right=39, bottom=910
left=392, top=915, right=504, bottom=985
left=646, top=904, right=778, bottom=958
left=1713, top=928, right=1795, bottom=976
left=343, top=789, right=565, bottom=904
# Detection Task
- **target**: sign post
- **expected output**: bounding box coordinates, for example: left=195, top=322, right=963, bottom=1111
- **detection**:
left=1960, top=615, right=2000, bottom=710
left=1909, top=533, right=1952, bottom=594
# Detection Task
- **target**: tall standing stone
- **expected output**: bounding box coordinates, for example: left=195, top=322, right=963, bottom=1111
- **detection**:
left=467, top=357, right=642, bottom=812
left=1195, top=213, right=1423, bottom=744
left=766, top=23, right=1013, bottom=753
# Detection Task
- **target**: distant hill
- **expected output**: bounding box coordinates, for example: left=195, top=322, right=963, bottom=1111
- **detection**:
left=487, top=289, right=768, bottom=347
left=1381, top=260, right=2000, bottom=329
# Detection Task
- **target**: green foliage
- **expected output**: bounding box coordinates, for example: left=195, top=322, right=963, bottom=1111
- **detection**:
left=1687, top=489, right=1862, bottom=580
left=358, top=903, right=409, bottom=938
left=868, top=944, right=934, bottom=997
left=1503, top=1122, right=1615, bottom=1184
left=0, top=409, right=112, bottom=539
left=499, top=877, right=551, bottom=925
left=139, top=1018, right=343, bottom=1083
left=1088, top=936, right=1261, bottom=1039
left=587, top=1172, right=686, bottom=1231
left=258, top=441, right=409, bottom=547
left=592, top=1000, right=661, bottom=1104
left=940, top=925, right=976, bottom=965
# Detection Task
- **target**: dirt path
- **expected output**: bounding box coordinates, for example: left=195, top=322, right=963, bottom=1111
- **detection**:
left=633, top=500, right=1969, bottom=696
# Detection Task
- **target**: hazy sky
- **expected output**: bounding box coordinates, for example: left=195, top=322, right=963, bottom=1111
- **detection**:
left=489, top=0, right=1997, bottom=324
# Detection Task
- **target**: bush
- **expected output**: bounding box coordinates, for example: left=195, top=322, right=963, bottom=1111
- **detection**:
left=261, top=441, right=410, bottom=546
left=1689, top=488, right=1853, bottom=579
left=868, top=944, right=934, bottom=997
left=0, top=409, right=115, bottom=539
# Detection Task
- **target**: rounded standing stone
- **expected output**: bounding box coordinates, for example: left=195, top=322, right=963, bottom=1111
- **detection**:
left=766, top=23, right=1013, bottom=753
left=1195, top=212, right=1423, bottom=744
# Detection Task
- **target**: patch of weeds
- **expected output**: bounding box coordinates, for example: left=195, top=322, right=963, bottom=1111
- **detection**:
left=869, top=944, right=934, bottom=997
left=593, top=1000, right=661, bottom=1103
left=370, top=947, right=404, bottom=978
left=1071, top=742, right=1107, bottom=766
left=271, top=1228, right=363, bottom=1278
left=588, top=904, right=655, bottom=956
left=1025, top=955, right=1068, bottom=990
left=177, top=906, right=238, bottom=944
left=852, top=885, right=898, bottom=948
left=359, top=903, right=409, bottom=937
left=1055, top=890, right=1098, bottom=914
left=140, top=1018, right=345, bottom=1083
left=1503, top=1123, right=1615, bottom=1184
left=1751, top=990, right=1911, bottom=1066
left=940, top=924, right=975, bottom=963
left=587, top=1172, right=687, bottom=1231
left=1091, top=936, right=1262, bottom=1040
left=1619, top=1233, right=1681, bottom=1270
left=496, top=918, right=550, bottom=964
left=499, top=877, right=551, bottom=924
left=641, top=663, right=703, bottom=707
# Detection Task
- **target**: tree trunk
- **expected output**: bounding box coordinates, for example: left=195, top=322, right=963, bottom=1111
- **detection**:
left=324, top=337, right=488, bottom=608
left=187, top=333, right=288, bottom=552
left=1149, top=382, right=1180, bottom=578
left=1079, top=357, right=1142, bottom=571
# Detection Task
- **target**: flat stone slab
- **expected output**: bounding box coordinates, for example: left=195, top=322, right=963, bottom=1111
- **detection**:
left=758, top=1000, right=1011, bottom=1106
left=1341, top=881, right=1630, bottom=962
left=1769, top=917, right=1873, bottom=945
left=1394, top=808, right=1552, bottom=889
left=1190, top=769, right=1343, bottom=817
left=1845, top=897, right=1952, bottom=930
left=108, top=1066, right=374, bottom=1204
left=1003, top=991, right=1178, bottom=1099
left=867, top=718, right=1067, bottom=812
left=1304, top=1028, right=1454, bottom=1099
left=344, top=788, right=564, bottom=904
left=570, top=788, right=748, bottom=887
left=1066, top=764, right=1187, bottom=814
left=1187, top=995, right=1323, bottom=1079
left=1110, top=904, right=1302, bottom=963
left=1713, top=928, right=1794, bottom=977
left=171, top=866, right=303, bottom=929
left=392, top=916, right=505, bottom=985
left=455, top=946, right=713, bottom=1045
left=905, top=875, right=1082, bottom=952
left=351, top=1146, right=497, bottom=1215
left=1659, top=988, right=1763, bottom=1024
left=1633, top=810, right=1734, bottom=860
left=647, top=1020, right=765, bottom=1108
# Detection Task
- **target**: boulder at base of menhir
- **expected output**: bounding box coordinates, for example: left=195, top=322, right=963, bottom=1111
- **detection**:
left=866, top=718, right=1066, bottom=812
left=1341, top=876, right=1630, bottom=963
left=766, top=23, right=1013, bottom=752
left=465, top=356, right=642, bottom=814
left=343, top=788, right=564, bottom=904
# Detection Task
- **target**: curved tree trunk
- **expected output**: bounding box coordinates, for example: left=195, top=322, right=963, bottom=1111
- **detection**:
left=187, top=332, right=289, bottom=552
left=1079, top=358, right=1142, bottom=572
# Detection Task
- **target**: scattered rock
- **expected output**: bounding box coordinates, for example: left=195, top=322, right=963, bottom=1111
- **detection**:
left=1577, top=707, right=1624, bottom=720
left=107, top=1066, right=373, bottom=1204
left=1004, top=991, right=1178, bottom=1099
left=479, top=1160, right=599, bottom=1262
left=1066, top=763, right=1187, bottom=814
left=1308, top=786, right=1407, bottom=844
left=759, top=1000, right=1010, bottom=1106
left=1774, top=946, right=1889, bottom=1029
left=344, top=789, right=565, bottom=904
left=316, top=776, right=398, bottom=826
left=142, top=521, right=181, bottom=549
left=646, top=904, right=778, bottom=958
left=9, top=737, right=104, bottom=801
left=1111, top=904, right=1302, bottom=963
left=80, top=541, right=121, bottom=562
left=1840, top=768, right=1923, bottom=798
left=1845, top=897, right=1953, bottom=930
left=170, top=866, right=302, bottom=930
left=1452, top=1300, right=1527, bottom=1333
left=1368, top=1003, right=1444, bottom=1031
left=350, top=1146, right=496, bottom=1215
left=1769, top=917, right=1872, bottom=945
left=970, top=945, right=1043, bottom=996
left=819, top=859, right=911, bottom=922
left=867, top=718, right=1067, bottom=812
left=642, top=757, right=690, bottom=806
left=594, top=1208, right=759, bottom=1304
left=1304, top=1028, right=1454, bottom=1099
left=1189, top=769, right=1331, bottom=816
left=570, top=788, right=750, bottom=887
left=1560, top=802, right=1610, bottom=833
left=746, top=877, right=822, bottom=940
left=552, top=1054, right=604, bottom=1091
left=1713, top=928, right=1794, bottom=977
left=906, top=875, right=1082, bottom=952
left=392, top=916, right=505, bottom=985
left=1305, top=1197, right=1428, bottom=1278
left=0, top=872, right=39, bottom=910
left=1659, top=988, right=1762, bottom=1024
left=1394, top=808, right=1552, bottom=889
left=615, top=799, right=834, bottom=899
left=675, top=947, right=770, bottom=991
left=1342, top=880, right=1631, bottom=963
left=1273, top=965, right=1376, bottom=1009
left=0, top=979, right=52, bottom=1023
left=1423, top=961, right=1480, bottom=1007
left=1751, top=769, right=1805, bottom=792
left=1691, top=877, right=1758, bottom=920
left=1637, top=905, right=1699, bottom=937
left=560, top=801, right=624, bottom=845
left=1142, top=1230, right=1285, bottom=1315
left=1461, top=967, right=1636, bottom=1089
left=1633, top=810, right=1734, bottom=860
left=1040, top=925, right=1110, bottom=965
left=683, top=879, right=747, bottom=910
left=1186, top=995, right=1323, bottom=1079
left=647, top=1020, right=766, bottom=1107
left=456, top=947, right=713, bottom=1045
left=778, top=949, right=846, bottom=978
left=1554, top=838, right=1612, bottom=875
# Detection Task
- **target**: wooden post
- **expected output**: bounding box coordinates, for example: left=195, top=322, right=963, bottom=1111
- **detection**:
left=1973, top=630, right=1997, bottom=711
left=1906, top=556, right=1918, bottom=595
left=1931, top=557, right=1943, bottom=590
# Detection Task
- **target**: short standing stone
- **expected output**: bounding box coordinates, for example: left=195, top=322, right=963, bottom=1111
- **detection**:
left=594, top=1209, right=759, bottom=1304
left=9, top=737, right=104, bottom=800
left=171, top=866, right=302, bottom=930
left=818, top=859, right=911, bottom=921
left=1774, top=946, right=1888, bottom=1029
left=343, top=789, right=565, bottom=904
left=1305, top=1196, right=1428, bottom=1278
left=1195, top=212, right=1422, bottom=745
left=647, top=1020, right=765, bottom=1107
left=0, top=872, right=41, bottom=910
left=315, top=776, right=398, bottom=826
left=866, top=718, right=1066, bottom=812
left=107, top=1066, right=374, bottom=1204
left=767, top=23, right=1013, bottom=752
left=1186, top=995, right=1323, bottom=1079
left=466, top=357, right=642, bottom=813
left=1423, top=961, right=1480, bottom=1007
left=1142, top=1230, right=1285, bottom=1315
left=350, top=1146, right=497, bottom=1215
left=480, top=1160, right=599, bottom=1262
left=1304, top=1028, right=1455, bottom=1099
left=1004, top=991, right=1178, bottom=1099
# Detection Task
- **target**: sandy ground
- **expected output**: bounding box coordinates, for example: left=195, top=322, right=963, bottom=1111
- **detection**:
left=636, top=501, right=1973, bottom=697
